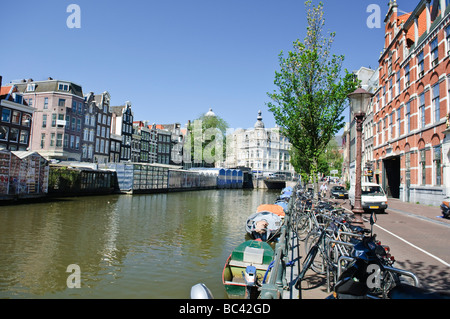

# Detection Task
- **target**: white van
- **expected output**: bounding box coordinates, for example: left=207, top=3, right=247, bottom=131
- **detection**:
left=348, top=182, right=388, bottom=214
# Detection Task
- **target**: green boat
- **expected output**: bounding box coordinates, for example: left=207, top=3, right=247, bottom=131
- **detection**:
left=222, top=240, right=274, bottom=299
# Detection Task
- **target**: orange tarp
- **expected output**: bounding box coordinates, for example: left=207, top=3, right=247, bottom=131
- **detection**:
left=257, top=204, right=285, bottom=217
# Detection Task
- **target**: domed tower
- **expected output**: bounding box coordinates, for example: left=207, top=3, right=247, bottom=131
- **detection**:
left=254, top=110, right=265, bottom=129
left=205, top=108, right=216, bottom=117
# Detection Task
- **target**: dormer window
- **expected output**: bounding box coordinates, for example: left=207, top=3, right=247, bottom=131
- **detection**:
left=58, top=83, right=70, bottom=91
left=26, top=84, right=36, bottom=92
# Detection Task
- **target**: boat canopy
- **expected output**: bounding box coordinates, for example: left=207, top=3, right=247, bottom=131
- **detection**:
left=257, top=204, right=285, bottom=217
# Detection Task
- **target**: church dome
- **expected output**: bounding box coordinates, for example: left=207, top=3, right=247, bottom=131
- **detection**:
left=205, top=108, right=216, bottom=117
left=254, top=110, right=265, bottom=129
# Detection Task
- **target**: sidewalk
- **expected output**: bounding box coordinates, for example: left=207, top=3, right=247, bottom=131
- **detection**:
left=294, top=196, right=450, bottom=299
left=386, top=198, right=450, bottom=227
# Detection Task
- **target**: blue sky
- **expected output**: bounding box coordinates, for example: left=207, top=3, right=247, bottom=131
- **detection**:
left=1, top=0, right=418, bottom=131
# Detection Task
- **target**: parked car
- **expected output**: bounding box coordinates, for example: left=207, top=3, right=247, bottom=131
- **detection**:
left=330, top=185, right=348, bottom=199
left=348, top=182, right=388, bottom=214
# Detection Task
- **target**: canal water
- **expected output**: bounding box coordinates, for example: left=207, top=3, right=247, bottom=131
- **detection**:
left=0, top=189, right=280, bottom=299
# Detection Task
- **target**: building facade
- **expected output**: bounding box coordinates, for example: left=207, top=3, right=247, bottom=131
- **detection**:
left=92, top=92, right=112, bottom=164
left=225, top=110, right=295, bottom=178
left=111, top=102, right=133, bottom=162
left=0, top=78, right=34, bottom=151
left=15, top=78, right=85, bottom=161
left=373, top=0, right=450, bottom=205
left=155, top=126, right=172, bottom=165
left=82, top=92, right=97, bottom=162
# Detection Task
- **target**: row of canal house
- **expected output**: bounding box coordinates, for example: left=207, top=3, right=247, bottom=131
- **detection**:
left=0, top=76, right=187, bottom=167
left=347, top=0, right=450, bottom=206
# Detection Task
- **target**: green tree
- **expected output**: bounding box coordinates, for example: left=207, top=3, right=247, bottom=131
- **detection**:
left=187, top=111, right=229, bottom=167
left=267, top=1, right=357, bottom=195
left=317, top=138, right=343, bottom=177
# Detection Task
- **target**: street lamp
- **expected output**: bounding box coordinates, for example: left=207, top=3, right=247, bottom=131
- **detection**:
left=348, top=88, right=373, bottom=227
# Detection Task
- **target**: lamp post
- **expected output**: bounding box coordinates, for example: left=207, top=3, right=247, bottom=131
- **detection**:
left=348, top=88, right=373, bottom=227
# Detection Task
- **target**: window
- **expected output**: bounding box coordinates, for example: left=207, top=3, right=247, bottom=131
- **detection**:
left=432, top=83, right=440, bottom=123
left=420, top=149, right=426, bottom=185
left=21, top=114, right=31, bottom=127
left=71, top=118, right=76, bottom=131
left=396, top=71, right=400, bottom=95
left=11, top=111, right=21, bottom=124
left=40, top=133, right=45, bottom=149
left=75, top=136, right=80, bottom=150
left=389, top=78, right=393, bottom=101
left=58, top=99, right=66, bottom=107
left=41, top=114, right=47, bottom=128
left=52, top=114, right=57, bottom=127
left=26, top=84, right=35, bottom=92
left=0, top=126, right=8, bottom=140
left=82, top=144, right=88, bottom=158
left=9, top=128, right=19, bottom=142
left=397, top=107, right=401, bottom=137
left=58, top=114, right=65, bottom=128
left=405, top=64, right=410, bottom=86
left=418, top=51, right=424, bottom=77
left=1, top=108, right=11, bottom=122
left=390, top=112, right=394, bottom=138
left=431, top=38, right=439, bottom=66
left=77, top=118, right=81, bottom=131
left=19, top=130, right=29, bottom=144
left=44, top=97, right=48, bottom=109
left=447, top=24, right=450, bottom=54
left=50, top=133, right=55, bottom=146
left=56, top=133, right=63, bottom=147
left=70, top=135, right=75, bottom=148
left=406, top=101, right=411, bottom=133
left=419, top=93, right=425, bottom=128
left=58, top=83, right=69, bottom=91
left=434, top=146, right=442, bottom=185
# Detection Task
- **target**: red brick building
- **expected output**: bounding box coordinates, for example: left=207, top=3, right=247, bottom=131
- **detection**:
left=373, top=0, right=450, bottom=205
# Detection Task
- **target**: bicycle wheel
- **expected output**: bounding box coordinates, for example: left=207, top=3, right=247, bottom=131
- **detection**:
left=297, top=214, right=312, bottom=241
left=304, top=231, right=326, bottom=275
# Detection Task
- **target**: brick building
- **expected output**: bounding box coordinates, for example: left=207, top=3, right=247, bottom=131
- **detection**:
left=373, top=0, right=450, bottom=205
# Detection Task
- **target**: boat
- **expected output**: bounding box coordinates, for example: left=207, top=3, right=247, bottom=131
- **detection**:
left=256, top=204, right=285, bottom=217
left=222, top=240, right=274, bottom=299
left=274, top=200, right=288, bottom=212
left=245, top=210, right=283, bottom=241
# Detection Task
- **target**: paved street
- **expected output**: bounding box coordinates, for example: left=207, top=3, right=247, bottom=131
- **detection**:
left=297, top=194, right=450, bottom=299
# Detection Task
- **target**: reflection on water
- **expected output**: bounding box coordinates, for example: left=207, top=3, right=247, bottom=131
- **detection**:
left=0, top=189, right=279, bottom=299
